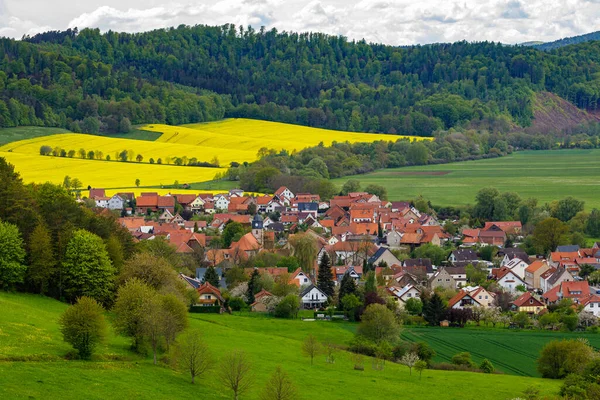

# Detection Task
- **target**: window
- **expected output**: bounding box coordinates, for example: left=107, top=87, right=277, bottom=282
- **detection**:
left=478, top=296, right=482, bottom=299
left=304, top=278, right=308, bottom=283
left=485, top=296, right=488, bottom=299
left=591, top=303, right=595, bottom=308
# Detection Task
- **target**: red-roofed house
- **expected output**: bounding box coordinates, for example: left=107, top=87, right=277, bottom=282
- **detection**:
left=511, top=292, right=546, bottom=314
left=582, top=294, right=600, bottom=317
left=196, top=282, right=224, bottom=306
left=542, top=281, right=591, bottom=304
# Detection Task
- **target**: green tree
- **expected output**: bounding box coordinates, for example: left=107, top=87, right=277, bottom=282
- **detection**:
left=414, top=360, right=427, bottom=379
left=533, top=217, right=569, bottom=253
left=274, top=294, right=300, bottom=319
left=260, top=366, right=298, bottom=400
left=222, top=221, right=245, bottom=248
left=466, top=263, right=488, bottom=285
left=0, top=220, right=27, bottom=290
left=404, top=298, right=423, bottom=315
left=27, top=222, right=56, bottom=294
left=247, top=269, right=260, bottom=304
left=537, top=339, right=595, bottom=379
left=159, top=293, right=189, bottom=351
left=338, top=273, right=358, bottom=307
left=219, top=350, right=254, bottom=400
left=317, top=252, right=335, bottom=298
left=473, top=187, right=500, bottom=220
left=176, top=329, right=212, bottom=384
left=480, top=359, right=495, bottom=373
left=62, top=229, right=115, bottom=304
left=422, top=293, right=447, bottom=326
left=586, top=208, right=600, bottom=237
left=290, top=233, right=317, bottom=274
left=112, top=278, right=154, bottom=351
left=364, top=184, right=388, bottom=200
left=59, top=296, right=107, bottom=360
left=340, top=180, right=361, bottom=195
left=413, top=243, right=447, bottom=265
left=135, top=178, right=140, bottom=187
left=203, top=266, right=220, bottom=287
left=406, top=142, right=429, bottom=165
left=302, top=334, right=320, bottom=365
left=341, top=294, right=362, bottom=322
left=358, top=304, right=400, bottom=344
left=579, top=264, right=596, bottom=279
left=552, top=197, right=585, bottom=222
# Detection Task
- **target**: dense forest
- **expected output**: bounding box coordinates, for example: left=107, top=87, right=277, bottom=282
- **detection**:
left=1, top=25, right=600, bottom=136
left=535, top=30, right=600, bottom=51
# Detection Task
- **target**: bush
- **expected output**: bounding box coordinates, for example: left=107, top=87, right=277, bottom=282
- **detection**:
left=189, top=305, right=221, bottom=313
left=274, top=294, right=299, bottom=319
left=451, top=352, right=476, bottom=368
left=228, top=297, right=248, bottom=311
left=357, top=304, right=399, bottom=344
left=347, top=336, right=377, bottom=357
left=59, top=296, right=107, bottom=360
left=479, top=359, right=495, bottom=373
left=537, top=339, right=595, bottom=378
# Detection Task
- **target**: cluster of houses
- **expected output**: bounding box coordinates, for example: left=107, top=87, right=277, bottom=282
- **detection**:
left=86, top=186, right=600, bottom=317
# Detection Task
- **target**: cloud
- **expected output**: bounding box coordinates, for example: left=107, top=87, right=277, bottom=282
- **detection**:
left=1, top=0, right=600, bottom=45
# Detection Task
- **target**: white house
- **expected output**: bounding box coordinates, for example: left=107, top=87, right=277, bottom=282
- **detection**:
left=494, top=267, right=527, bottom=293
left=505, top=257, right=529, bottom=280
left=190, top=196, right=206, bottom=212
left=107, top=194, right=125, bottom=210
left=214, top=194, right=230, bottom=211
left=582, top=295, right=600, bottom=317
left=275, top=186, right=295, bottom=201
left=388, top=284, right=421, bottom=305
left=95, top=196, right=110, bottom=208
left=300, top=285, right=328, bottom=309
left=291, top=268, right=311, bottom=287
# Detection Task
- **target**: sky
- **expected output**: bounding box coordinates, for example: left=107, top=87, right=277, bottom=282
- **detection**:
left=1, top=0, right=600, bottom=45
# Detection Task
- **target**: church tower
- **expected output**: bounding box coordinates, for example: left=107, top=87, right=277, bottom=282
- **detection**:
left=252, top=213, right=264, bottom=245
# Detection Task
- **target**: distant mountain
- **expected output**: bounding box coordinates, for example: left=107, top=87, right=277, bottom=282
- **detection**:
left=519, top=41, right=544, bottom=47
left=534, top=31, right=600, bottom=51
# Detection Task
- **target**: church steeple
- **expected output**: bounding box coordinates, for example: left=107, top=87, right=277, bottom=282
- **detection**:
left=252, top=213, right=264, bottom=245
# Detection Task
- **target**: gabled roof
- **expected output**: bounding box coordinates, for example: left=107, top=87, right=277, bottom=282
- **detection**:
left=197, top=282, right=224, bottom=302
left=581, top=294, right=600, bottom=307
left=512, top=292, right=545, bottom=307
left=556, top=245, right=580, bottom=253
left=525, top=260, right=550, bottom=273
left=300, top=284, right=326, bottom=298
left=483, top=221, right=522, bottom=233
left=179, top=273, right=201, bottom=289
left=542, top=281, right=591, bottom=303
left=448, top=290, right=477, bottom=308
left=450, top=249, right=478, bottom=262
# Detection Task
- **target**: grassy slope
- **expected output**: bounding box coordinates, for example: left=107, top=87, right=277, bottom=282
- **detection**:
left=402, top=326, right=600, bottom=377
left=0, top=292, right=561, bottom=400
left=0, top=126, right=70, bottom=146
left=332, top=149, right=600, bottom=208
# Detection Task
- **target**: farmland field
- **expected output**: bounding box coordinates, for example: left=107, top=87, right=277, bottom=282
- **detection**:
left=0, top=292, right=560, bottom=400
left=402, top=326, right=600, bottom=377
left=0, top=119, right=425, bottom=192
left=332, top=149, right=600, bottom=208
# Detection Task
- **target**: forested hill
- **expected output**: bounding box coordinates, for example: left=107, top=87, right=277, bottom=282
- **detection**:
left=535, top=31, right=600, bottom=51
left=2, top=25, right=600, bottom=136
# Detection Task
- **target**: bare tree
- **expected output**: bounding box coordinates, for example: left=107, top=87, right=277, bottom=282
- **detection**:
left=260, top=366, right=298, bottom=400
left=302, top=334, right=320, bottom=366
left=324, top=341, right=337, bottom=364
left=401, top=352, right=420, bottom=375
left=220, top=350, right=254, bottom=400
left=352, top=353, right=365, bottom=371
left=176, top=330, right=212, bottom=384
left=414, top=360, right=427, bottom=380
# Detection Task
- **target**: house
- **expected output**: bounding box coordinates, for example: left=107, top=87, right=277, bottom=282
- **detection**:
left=499, top=248, right=530, bottom=266
left=300, top=284, right=328, bottom=309
left=94, top=196, right=110, bottom=208
left=297, top=202, right=319, bottom=218
left=251, top=289, right=274, bottom=312
left=196, top=282, right=224, bottom=307
left=179, top=273, right=202, bottom=290
left=331, top=266, right=363, bottom=284
left=387, top=284, right=421, bottom=306
left=274, top=186, right=295, bottom=201
left=483, top=221, right=522, bottom=235
left=403, top=258, right=434, bottom=275
left=386, top=230, right=402, bottom=248
left=511, top=292, right=546, bottom=315
left=478, top=225, right=506, bottom=247
left=581, top=294, right=600, bottom=317
left=190, top=196, right=206, bottom=212
left=445, top=266, right=467, bottom=287
left=213, top=194, right=230, bottom=211
left=448, top=286, right=495, bottom=309
left=542, top=281, right=591, bottom=304
left=556, top=245, right=580, bottom=253
left=492, top=267, right=527, bottom=292
left=368, top=247, right=401, bottom=268
left=290, top=268, right=312, bottom=287
left=107, top=194, right=125, bottom=210
left=504, top=257, right=529, bottom=280
left=449, top=249, right=478, bottom=265
left=540, top=267, right=573, bottom=293
left=524, top=260, right=551, bottom=289
left=428, top=267, right=456, bottom=290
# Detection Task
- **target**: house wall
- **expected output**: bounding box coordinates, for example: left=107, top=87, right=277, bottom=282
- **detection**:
left=584, top=303, right=600, bottom=317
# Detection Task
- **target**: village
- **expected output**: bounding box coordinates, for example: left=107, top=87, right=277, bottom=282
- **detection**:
left=84, top=186, right=600, bottom=328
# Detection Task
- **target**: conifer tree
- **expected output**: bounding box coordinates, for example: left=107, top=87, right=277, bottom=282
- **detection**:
left=202, top=266, right=220, bottom=288
left=338, top=272, right=357, bottom=307
left=317, top=252, right=335, bottom=299
left=246, top=269, right=260, bottom=304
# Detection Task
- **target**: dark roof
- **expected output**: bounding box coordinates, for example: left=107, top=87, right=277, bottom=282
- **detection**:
left=450, top=249, right=478, bottom=262
left=253, top=213, right=263, bottom=222
left=498, top=247, right=530, bottom=260
left=444, top=266, right=466, bottom=276
left=180, top=274, right=201, bottom=289
left=556, top=245, right=580, bottom=253
left=368, top=247, right=388, bottom=264
left=300, top=284, right=325, bottom=298
left=298, top=202, right=319, bottom=211
left=266, top=222, right=285, bottom=232
left=404, top=258, right=433, bottom=269
left=547, top=267, right=569, bottom=286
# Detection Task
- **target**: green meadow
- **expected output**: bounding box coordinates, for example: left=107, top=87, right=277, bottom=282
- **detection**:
left=333, top=149, right=600, bottom=208
left=0, top=292, right=562, bottom=399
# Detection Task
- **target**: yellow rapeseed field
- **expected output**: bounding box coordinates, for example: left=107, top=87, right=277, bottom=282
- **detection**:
left=0, top=152, right=222, bottom=189
left=1, top=118, right=430, bottom=190
left=144, top=118, right=429, bottom=154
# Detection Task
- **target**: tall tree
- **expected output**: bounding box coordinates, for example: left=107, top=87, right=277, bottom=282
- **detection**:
left=203, top=266, right=220, bottom=288
left=176, top=330, right=212, bottom=384
left=220, top=350, right=254, bottom=400
left=290, top=233, right=317, bottom=274
left=317, top=252, right=334, bottom=299
left=27, top=222, right=56, bottom=294
left=422, top=293, right=447, bottom=326
left=62, top=229, right=116, bottom=304
left=112, top=278, right=154, bottom=351
left=533, top=217, right=570, bottom=253
left=260, top=366, right=298, bottom=400
left=552, top=197, right=585, bottom=222
left=246, top=269, right=260, bottom=305
left=338, top=273, right=357, bottom=307
left=586, top=208, right=600, bottom=237
left=0, top=220, right=27, bottom=290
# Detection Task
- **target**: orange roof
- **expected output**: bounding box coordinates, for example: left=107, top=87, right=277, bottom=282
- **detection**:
left=512, top=292, right=545, bottom=307
left=350, top=209, right=375, bottom=220
left=543, top=281, right=591, bottom=302
left=483, top=221, right=522, bottom=233
left=400, top=233, right=423, bottom=244
left=550, top=252, right=580, bottom=262
left=119, top=217, right=146, bottom=230
left=197, top=282, right=223, bottom=301
left=448, top=290, right=470, bottom=308
left=525, top=260, right=550, bottom=273
left=136, top=195, right=158, bottom=208
left=157, top=196, right=175, bottom=207
left=256, top=195, right=274, bottom=205
left=230, top=232, right=260, bottom=252
left=174, top=194, right=197, bottom=205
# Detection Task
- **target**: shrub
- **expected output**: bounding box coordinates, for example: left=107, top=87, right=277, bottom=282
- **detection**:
left=479, top=359, right=495, bottom=373
left=537, top=339, right=595, bottom=378
left=59, top=296, right=107, bottom=360
left=451, top=352, right=476, bottom=368
left=228, top=297, right=248, bottom=311
left=274, top=294, right=299, bottom=319
left=348, top=336, right=377, bottom=357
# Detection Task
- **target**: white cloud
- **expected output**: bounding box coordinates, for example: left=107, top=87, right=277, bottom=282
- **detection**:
left=1, top=0, right=600, bottom=45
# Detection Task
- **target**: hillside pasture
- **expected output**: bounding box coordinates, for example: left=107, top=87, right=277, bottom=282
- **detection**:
left=333, top=149, right=600, bottom=208
left=0, top=292, right=560, bottom=400
left=0, top=126, right=70, bottom=146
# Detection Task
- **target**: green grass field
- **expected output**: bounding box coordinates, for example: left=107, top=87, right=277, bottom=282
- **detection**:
left=402, top=326, right=600, bottom=377
left=332, top=149, right=600, bottom=208
left=0, top=292, right=562, bottom=400
left=0, top=126, right=70, bottom=146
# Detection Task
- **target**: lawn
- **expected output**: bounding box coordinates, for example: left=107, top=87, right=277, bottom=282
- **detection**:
left=332, top=149, right=600, bottom=208
left=0, top=126, right=70, bottom=146
left=0, top=292, right=561, bottom=399
left=402, top=326, right=600, bottom=377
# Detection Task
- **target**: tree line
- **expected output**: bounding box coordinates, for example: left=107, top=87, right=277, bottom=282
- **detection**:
left=5, top=24, right=600, bottom=137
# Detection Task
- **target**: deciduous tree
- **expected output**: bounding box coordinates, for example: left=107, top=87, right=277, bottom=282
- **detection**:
left=260, top=366, right=298, bottom=400
left=177, top=329, right=212, bottom=384
left=302, top=334, right=320, bottom=366
left=59, top=296, right=107, bottom=360
left=220, top=350, right=254, bottom=400
left=0, top=220, right=26, bottom=290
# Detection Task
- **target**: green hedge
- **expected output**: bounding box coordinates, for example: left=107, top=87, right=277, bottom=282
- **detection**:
left=189, top=305, right=221, bottom=313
